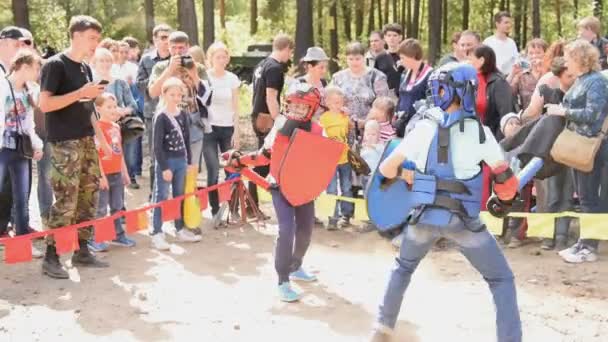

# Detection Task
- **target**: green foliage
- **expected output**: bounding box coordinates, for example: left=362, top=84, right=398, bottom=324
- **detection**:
left=0, top=0, right=604, bottom=61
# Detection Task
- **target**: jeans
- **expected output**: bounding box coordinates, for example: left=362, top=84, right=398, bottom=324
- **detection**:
left=203, top=126, right=234, bottom=215
left=152, top=157, right=187, bottom=234
left=327, top=163, right=354, bottom=219
left=123, top=139, right=139, bottom=182
left=191, top=139, right=203, bottom=173
left=573, top=141, right=608, bottom=251
left=0, top=149, right=31, bottom=236
left=271, top=189, right=315, bottom=284
left=377, top=215, right=522, bottom=342
left=248, top=123, right=270, bottom=206
left=145, top=118, right=155, bottom=192
left=37, top=141, right=53, bottom=219
left=97, top=172, right=126, bottom=237
left=543, top=167, right=575, bottom=239
left=135, top=136, right=143, bottom=175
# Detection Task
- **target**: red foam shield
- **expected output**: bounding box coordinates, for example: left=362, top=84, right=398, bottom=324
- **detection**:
left=278, top=129, right=345, bottom=206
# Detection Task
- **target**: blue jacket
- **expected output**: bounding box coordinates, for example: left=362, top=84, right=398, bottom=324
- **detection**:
left=564, top=71, right=608, bottom=137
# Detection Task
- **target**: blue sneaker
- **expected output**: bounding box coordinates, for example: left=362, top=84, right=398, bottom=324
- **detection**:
left=88, top=241, right=109, bottom=253
left=111, top=234, right=136, bottom=247
left=278, top=282, right=301, bottom=302
left=289, top=268, right=317, bottom=282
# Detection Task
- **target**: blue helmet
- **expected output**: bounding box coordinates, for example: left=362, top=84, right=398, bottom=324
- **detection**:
left=427, top=62, right=478, bottom=113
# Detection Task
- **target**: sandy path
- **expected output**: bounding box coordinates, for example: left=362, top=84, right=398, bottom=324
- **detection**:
left=0, top=175, right=606, bottom=342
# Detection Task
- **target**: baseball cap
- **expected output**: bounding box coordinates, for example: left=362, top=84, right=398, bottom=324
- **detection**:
left=0, top=26, right=25, bottom=40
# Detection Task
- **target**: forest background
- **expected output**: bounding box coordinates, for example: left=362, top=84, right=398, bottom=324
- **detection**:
left=1, top=0, right=605, bottom=68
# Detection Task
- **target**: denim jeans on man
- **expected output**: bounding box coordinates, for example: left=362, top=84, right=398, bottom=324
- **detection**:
left=377, top=215, right=522, bottom=342
left=573, top=141, right=608, bottom=251
left=0, top=148, right=31, bottom=236
left=97, top=172, right=126, bottom=237
left=327, top=163, right=354, bottom=219
left=152, top=157, right=187, bottom=234
left=203, top=126, right=234, bottom=215
left=271, top=189, right=315, bottom=284
left=37, top=141, right=53, bottom=220
left=123, top=139, right=139, bottom=182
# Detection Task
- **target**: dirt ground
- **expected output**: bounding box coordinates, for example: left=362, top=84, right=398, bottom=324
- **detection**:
left=0, top=119, right=607, bottom=342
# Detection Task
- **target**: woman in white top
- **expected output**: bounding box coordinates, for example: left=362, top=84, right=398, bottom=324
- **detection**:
left=203, top=42, right=241, bottom=218
left=0, top=50, right=43, bottom=245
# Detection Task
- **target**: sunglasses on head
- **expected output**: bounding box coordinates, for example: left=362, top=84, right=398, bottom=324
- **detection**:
left=21, top=39, right=32, bottom=46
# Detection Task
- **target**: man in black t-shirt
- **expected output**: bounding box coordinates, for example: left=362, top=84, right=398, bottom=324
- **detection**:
left=366, top=30, right=401, bottom=96
left=39, top=16, right=109, bottom=279
left=248, top=33, right=293, bottom=209
left=381, top=24, right=405, bottom=95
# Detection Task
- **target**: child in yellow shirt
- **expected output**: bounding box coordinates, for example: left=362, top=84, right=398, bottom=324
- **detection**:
left=319, top=86, right=353, bottom=230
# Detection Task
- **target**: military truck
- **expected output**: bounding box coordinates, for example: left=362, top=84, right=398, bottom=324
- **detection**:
left=228, top=44, right=272, bottom=83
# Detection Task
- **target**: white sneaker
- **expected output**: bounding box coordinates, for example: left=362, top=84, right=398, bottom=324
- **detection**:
left=151, top=233, right=171, bottom=251
left=177, top=229, right=202, bottom=243
left=32, top=245, right=43, bottom=259
left=561, top=247, right=598, bottom=263
left=558, top=242, right=581, bottom=257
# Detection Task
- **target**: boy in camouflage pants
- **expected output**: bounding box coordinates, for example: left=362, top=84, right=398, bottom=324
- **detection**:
left=39, top=16, right=110, bottom=279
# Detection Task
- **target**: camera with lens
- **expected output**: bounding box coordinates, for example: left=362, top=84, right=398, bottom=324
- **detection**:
left=180, top=55, right=195, bottom=69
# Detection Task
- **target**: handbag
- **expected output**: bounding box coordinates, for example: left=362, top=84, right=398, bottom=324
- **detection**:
left=6, top=78, right=34, bottom=159
left=550, top=116, right=608, bottom=173
left=117, top=114, right=145, bottom=143
left=255, top=112, right=274, bottom=134
left=348, top=141, right=371, bottom=176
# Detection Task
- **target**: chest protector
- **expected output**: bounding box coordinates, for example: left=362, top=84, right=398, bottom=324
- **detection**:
left=415, top=110, right=486, bottom=227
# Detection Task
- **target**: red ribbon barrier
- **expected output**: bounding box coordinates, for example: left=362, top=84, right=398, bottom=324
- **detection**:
left=0, top=178, right=240, bottom=264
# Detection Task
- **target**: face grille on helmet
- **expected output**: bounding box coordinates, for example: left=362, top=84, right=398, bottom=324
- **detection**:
left=285, top=83, right=321, bottom=121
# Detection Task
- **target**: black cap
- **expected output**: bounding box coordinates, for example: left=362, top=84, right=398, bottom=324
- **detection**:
left=0, top=26, right=25, bottom=40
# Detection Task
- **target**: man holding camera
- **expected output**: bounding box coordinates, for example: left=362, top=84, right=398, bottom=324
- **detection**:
left=148, top=31, right=207, bottom=177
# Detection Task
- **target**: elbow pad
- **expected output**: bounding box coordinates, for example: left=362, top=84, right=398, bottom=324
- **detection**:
left=492, top=164, right=518, bottom=201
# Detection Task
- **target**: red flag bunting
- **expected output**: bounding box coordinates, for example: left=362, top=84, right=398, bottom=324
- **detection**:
left=218, top=183, right=232, bottom=203
left=94, top=217, right=117, bottom=243
left=125, top=211, right=140, bottom=234
left=55, top=228, right=79, bottom=255
left=198, top=190, right=209, bottom=211
left=162, top=198, right=182, bottom=222
left=4, top=238, right=33, bottom=264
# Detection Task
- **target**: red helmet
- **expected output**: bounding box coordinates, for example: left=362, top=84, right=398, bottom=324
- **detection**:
left=285, top=82, right=321, bottom=122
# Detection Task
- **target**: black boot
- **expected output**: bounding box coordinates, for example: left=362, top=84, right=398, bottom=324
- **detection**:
left=72, top=240, right=110, bottom=268
left=42, top=245, right=69, bottom=279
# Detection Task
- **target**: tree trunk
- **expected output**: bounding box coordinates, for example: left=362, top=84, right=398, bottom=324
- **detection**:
left=555, top=0, right=562, bottom=37
left=219, top=0, right=226, bottom=28
left=178, top=0, right=199, bottom=45
left=594, top=0, right=603, bottom=19
left=412, top=0, right=420, bottom=38
left=145, top=0, right=155, bottom=43
left=355, top=0, right=364, bottom=37
left=499, top=0, right=506, bottom=10
left=318, top=0, right=324, bottom=45
left=462, top=0, right=469, bottom=30
left=296, top=0, right=314, bottom=62
left=368, top=0, right=376, bottom=33
left=393, top=0, right=398, bottom=22
left=419, top=0, right=426, bottom=41
left=341, top=0, right=352, bottom=41
left=250, top=0, right=258, bottom=35
left=522, top=0, right=528, bottom=47
left=573, top=0, right=578, bottom=19
left=85, top=0, right=94, bottom=15
left=428, top=0, right=442, bottom=65
left=488, top=0, right=496, bottom=29
left=531, top=0, right=540, bottom=37
left=442, top=0, right=447, bottom=44
left=513, top=0, right=521, bottom=46
left=406, top=0, right=412, bottom=35
left=330, top=0, right=339, bottom=73
left=203, top=0, right=214, bottom=49
left=377, top=0, right=383, bottom=27
left=11, top=0, right=30, bottom=29
left=384, top=0, right=390, bottom=24
left=401, top=0, right=407, bottom=32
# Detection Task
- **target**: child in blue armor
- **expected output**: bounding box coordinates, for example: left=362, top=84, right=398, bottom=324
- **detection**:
left=369, top=63, right=522, bottom=342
